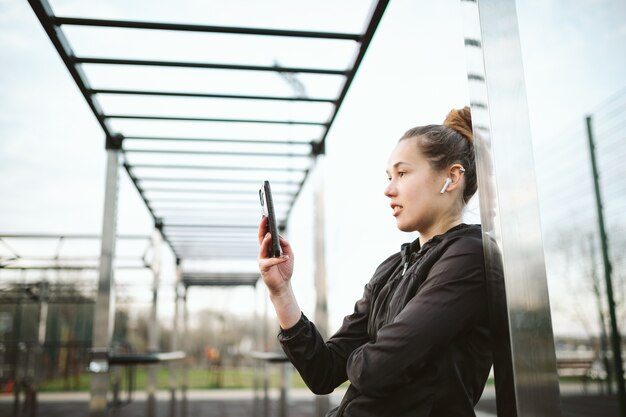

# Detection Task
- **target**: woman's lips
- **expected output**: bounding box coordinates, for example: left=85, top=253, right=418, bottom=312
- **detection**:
left=390, top=203, right=403, bottom=217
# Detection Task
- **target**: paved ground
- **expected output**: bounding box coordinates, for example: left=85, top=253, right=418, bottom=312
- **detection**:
left=0, top=384, right=619, bottom=417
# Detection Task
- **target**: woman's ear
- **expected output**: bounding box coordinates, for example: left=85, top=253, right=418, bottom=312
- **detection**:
left=443, top=164, right=465, bottom=192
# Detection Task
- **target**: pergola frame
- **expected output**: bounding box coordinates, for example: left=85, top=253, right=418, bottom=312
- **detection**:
left=26, top=1, right=391, bottom=416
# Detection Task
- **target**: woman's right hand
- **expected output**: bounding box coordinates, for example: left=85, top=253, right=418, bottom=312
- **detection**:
left=257, top=216, right=294, bottom=295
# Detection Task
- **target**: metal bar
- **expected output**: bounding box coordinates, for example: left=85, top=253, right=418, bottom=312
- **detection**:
left=148, top=196, right=291, bottom=203
left=141, top=187, right=295, bottom=196
left=89, top=146, right=121, bottom=417
left=0, top=265, right=146, bottom=271
left=173, top=252, right=257, bottom=258
left=182, top=280, right=257, bottom=287
left=125, top=136, right=313, bottom=146
left=74, top=57, right=349, bottom=76
left=589, top=237, right=613, bottom=395
left=165, top=230, right=258, bottom=237
left=90, top=88, right=336, bottom=103
left=181, top=286, right=189, bottom=417
left=139, top=177, right=301, bottom=185
left=586, top=115, right=626, bottom=412
left=108, top=351, right=186, bottom=365
left=183, top=272, right=259, bottom=280
left=148, top=197, right=288, bottom=204
left=0, top=234, right=149, bottom=239
left=53, top=16, right=362, bottom=41
left=130, top=163, right=308, bottom=172
left=313, top=177, right=329, bottom=417
left=472, top=0, right=561, bottom=415
left=146, top=226, right=162, bottom=417
left=107, top=114, right=327, bottom=126
left=166, top=224, right=258, bottom=229
left=27, top=0, right=112, bottom=137
left=124, top=148, right=311, bottom=158
left=170, top=261, right=181, bottom=417
left=171, top=242, right=260, bottom=246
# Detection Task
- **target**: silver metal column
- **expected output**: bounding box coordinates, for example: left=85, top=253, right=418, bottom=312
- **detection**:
left=147, top=224, right=163, bottom=417
left=89, top=136, right=122, bottom=417
left=313, top=168, right=329, bottom=417
left=181, top=285, right=189, bottom=417
left=169, top=259, right=182, bottom=417
left=464, top=1, right=561, bottom=415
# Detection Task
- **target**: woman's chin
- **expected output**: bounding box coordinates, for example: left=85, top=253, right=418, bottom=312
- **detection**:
left=395, top=221, right=414, bottom=233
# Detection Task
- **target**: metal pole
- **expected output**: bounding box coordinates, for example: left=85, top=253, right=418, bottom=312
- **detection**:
left=181, top=285, right=189, bottom=417
left=263, top=290, right=269, bottom=417
left=313, top=167, right=329, bottom=417
left=586, top=115, right=626, bottom=412
left=170, top=259, right=181, bottom=417
left=89, top=136, right=122, bottom=417
left=252, top=282, right=262, bottom=417
left=147, top=223, right=163, bottom=417
left=465, top=1, right=562, bottom=415
left=589, top=236, right=613, bottom=395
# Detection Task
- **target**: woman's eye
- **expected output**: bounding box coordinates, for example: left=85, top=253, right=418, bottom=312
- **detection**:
left=398, top=171, right=406, bottom=177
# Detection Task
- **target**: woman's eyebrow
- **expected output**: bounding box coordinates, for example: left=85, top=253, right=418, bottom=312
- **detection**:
left=386, top=161, right=411, bottom=175
left=393, top=161, right=411, bottom=169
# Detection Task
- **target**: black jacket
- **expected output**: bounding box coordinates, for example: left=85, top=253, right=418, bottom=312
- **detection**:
left=278, top=224, right=493, bottom=417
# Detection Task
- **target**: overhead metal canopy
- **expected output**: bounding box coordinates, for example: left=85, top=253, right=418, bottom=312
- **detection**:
left=28, top=0, right=390, bottom=269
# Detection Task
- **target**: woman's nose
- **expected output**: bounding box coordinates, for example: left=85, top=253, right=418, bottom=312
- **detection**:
left=384, top=181, right=396, bottom=197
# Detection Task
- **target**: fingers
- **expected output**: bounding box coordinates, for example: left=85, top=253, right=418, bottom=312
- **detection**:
left=258, top=216, right=268, bottom=244
left=278, top=235, right=293, bottom=258
left=258, top=233, right=289, bottom=269
left=258, top=230, right=271, bottom=259
left=258, top=255, right=289, bottom=273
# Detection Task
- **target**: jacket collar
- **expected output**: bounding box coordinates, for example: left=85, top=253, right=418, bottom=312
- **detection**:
left=401, top=223, right=476, bottom=260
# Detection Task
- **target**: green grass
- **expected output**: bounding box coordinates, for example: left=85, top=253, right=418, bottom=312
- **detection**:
left=38, top=366, right=309, bottom=392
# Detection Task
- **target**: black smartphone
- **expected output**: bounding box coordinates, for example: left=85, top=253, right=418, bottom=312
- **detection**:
left=259, top=180, right=281, bottom=258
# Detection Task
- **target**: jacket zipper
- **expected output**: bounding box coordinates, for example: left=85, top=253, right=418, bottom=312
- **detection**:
left=400, top=242, right=412, bottom=276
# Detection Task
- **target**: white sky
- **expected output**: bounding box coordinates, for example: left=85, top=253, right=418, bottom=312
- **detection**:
left=1, top=0, right=625, bottom=343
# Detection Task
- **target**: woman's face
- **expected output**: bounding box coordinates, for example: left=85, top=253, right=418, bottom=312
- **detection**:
left=384, top=138, right=448, bottom=233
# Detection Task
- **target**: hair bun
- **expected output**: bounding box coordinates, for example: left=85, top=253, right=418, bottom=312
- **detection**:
left=443, top=106, right=473, bottom=144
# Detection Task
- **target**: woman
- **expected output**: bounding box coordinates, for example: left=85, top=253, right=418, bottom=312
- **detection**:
left=257, top=107, right=493, bottom=417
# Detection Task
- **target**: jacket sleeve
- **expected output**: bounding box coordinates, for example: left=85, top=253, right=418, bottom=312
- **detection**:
left=278, top=282, right=373, bottom=395
left=345, top=237, right=487, bottom=397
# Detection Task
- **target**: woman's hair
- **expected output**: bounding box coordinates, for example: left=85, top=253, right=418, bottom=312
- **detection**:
left=399, top=106, right=477, bottom=205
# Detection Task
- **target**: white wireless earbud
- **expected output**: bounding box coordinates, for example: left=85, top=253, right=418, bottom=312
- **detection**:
left=440, top=178, right=452, bottom=194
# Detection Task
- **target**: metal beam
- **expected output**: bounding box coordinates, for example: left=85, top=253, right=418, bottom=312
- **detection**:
left=53, top=16, right=362, bottom=41
left=586, top=115, right=626, bottom=412
left=74, top=56, right=349, bottom=76
left=130, top=163, right=307, bottom=172
left=471, top=0, right=561, bottom=415
left=124, top=136, right=313, bottom=146
left=124, top=149, right=311, bottom=158
left=165, top=224, right=258, bottom=229
left=90, top=88, right=336, bottom=103
left=170, top=260, right=182, bottom=417
left=0, top=234, right=149, bottom=239
left=27, top=0, right=111, bottom=136
left=138, top=177, right=301, bottom=185
left=89, top=144, right=121, bottom=417
left=107, top=114, right=327, bottom=126
left=147, top=227, right=162, bottom=417
left=140, top=187, right=295, bottom=196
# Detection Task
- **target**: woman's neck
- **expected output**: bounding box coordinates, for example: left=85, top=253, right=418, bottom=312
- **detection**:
left=418, top=216, right=463, bottom=247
